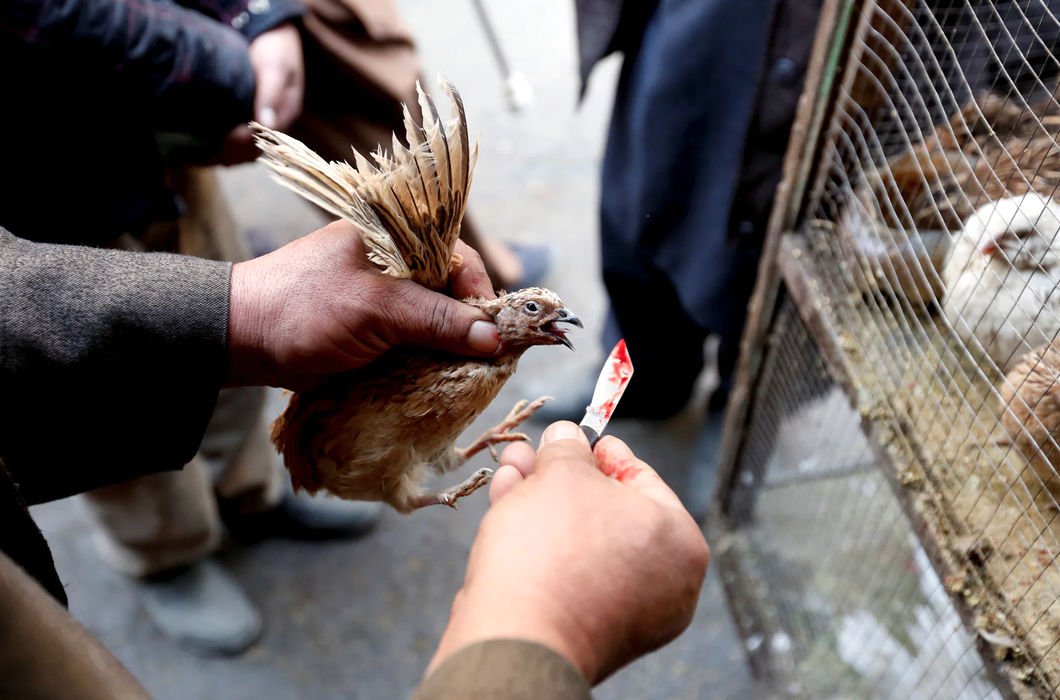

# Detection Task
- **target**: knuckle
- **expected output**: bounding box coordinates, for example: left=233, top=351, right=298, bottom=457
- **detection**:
left=427, top=294, right=461, bottom=338
left=460, top=244, right=484, bottom=269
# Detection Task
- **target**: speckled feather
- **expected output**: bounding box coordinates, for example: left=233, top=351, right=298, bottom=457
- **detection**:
left=256, top=79, right=578, bottom=511
left=271, top=288, right=576, bottom=511
left=1001, top=340, right=1060, bottom=490
left=252, top=78, right=476, bottom=289
left=271, top=350, right=517, bottom=510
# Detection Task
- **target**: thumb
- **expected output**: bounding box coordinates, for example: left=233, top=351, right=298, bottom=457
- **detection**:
left=380, top=280, right=501, bottom=356
left=254, top=67, right=283, bottom=128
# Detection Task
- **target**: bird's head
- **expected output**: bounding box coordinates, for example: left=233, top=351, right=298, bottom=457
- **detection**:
left=966, top=193, right=1060, bottom=270
left=469, top=287, right=582, bottom=352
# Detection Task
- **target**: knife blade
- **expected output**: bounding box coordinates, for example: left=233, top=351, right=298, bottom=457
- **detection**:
left=579, top=339, right=634, bottom=447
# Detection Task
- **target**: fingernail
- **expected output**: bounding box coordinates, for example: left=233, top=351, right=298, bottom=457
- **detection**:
left=542, top=421, right=581, bottom=445
left=467, top=321, right=500, bottom=353
left=260, top=106, right=278, bottom=128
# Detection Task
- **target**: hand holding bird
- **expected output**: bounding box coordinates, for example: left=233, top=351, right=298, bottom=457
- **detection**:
left=227, top=223, right=499, bottom=390
left=253, top=77, right=581, bottom=511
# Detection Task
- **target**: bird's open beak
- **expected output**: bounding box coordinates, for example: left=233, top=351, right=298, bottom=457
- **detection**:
left=546, top=307, right=582, bottom=350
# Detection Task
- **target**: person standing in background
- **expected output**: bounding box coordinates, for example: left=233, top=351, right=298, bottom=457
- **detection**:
left=569, top=0, right=822, bottom=510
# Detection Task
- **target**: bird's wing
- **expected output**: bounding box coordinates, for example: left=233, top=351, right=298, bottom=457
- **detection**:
left=252, top=77, right=478, bottom=288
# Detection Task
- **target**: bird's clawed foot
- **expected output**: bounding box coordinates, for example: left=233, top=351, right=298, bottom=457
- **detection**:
left=411, top=468, right=494, bottom=510
left=455, top=396, right=554, bottom=463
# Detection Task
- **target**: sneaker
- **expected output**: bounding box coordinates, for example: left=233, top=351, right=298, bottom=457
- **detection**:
left=222, top=490, right=382, bottom=544
left=138, top=560, right=262, bottom=657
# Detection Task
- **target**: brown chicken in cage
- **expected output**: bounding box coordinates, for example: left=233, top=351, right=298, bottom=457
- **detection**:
left=1000, top=339, right=1060, bottom=490
left=840, top=90, right=1060, bottom=310
left=252, top=78, right=582, bottom=511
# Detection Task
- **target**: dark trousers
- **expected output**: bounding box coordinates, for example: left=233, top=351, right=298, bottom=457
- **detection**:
left=599, top=0, right=773, bottom=417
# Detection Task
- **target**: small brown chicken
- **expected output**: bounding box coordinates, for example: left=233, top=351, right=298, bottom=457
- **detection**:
left=253, top=78, right=581, bottom=511
left=999, top=340, right=1060, bottom=489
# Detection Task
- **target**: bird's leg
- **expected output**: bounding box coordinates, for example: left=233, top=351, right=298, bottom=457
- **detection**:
left=409, top=468, right=493, bottom=510
left=454, top=396, right=553, bottom=464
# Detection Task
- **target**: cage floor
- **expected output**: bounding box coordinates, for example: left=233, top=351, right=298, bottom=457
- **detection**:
left=779, top=232, right=1060, bottom=697
left=715, top=380, right=1000, bottom=698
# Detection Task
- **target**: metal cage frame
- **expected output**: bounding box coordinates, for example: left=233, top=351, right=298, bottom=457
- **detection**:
left=710, top=1, right=1060, bottom=697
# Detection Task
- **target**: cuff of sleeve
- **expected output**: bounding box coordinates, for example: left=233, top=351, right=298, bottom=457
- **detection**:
left=411, top=640, right=592, bottom=700
left=231, top=0, right=305, bottom=42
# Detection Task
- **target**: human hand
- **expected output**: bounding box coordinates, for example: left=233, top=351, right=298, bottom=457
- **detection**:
left=218, top=22, right=305, bottom=165
left=227, top=221, right=498, bottom=390
left=428, top=422, right=710, bottom=684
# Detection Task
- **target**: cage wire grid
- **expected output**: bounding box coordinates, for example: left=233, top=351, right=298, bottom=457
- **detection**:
left=712, top=0, right=1060, bottom=697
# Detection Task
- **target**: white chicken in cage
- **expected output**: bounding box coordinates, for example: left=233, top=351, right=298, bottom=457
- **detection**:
left=941, top=193, right=1060, bottom=372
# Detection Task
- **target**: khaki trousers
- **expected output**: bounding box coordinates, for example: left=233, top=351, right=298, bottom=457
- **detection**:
left=81, top=0, right=426, bottom=577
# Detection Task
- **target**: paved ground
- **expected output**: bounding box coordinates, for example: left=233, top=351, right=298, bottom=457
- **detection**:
left=32, top=1, right=760, bottom=697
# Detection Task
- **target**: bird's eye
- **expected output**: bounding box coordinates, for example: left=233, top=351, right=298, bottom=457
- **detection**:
left=523, top=301, right=540, bottom=313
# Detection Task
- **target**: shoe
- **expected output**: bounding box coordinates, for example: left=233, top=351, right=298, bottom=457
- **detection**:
left=684, top=408, right=727, bottom=521
left=223, top=489, right=382, bottom=544
left=138, top=560, right=262, bottom=657
left=508, top=243, right=551, bottom=288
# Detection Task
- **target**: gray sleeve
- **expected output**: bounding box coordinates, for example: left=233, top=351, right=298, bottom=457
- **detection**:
left=0, top=229, right=231, bottom=503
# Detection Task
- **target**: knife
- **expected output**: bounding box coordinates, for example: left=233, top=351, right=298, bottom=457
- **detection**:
left=579, top=339, right=634, bottom=447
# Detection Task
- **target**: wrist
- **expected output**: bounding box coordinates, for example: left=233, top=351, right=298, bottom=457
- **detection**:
left=238, top=5, right=304, bottom=43
left=226, top=260, right=273, bottom=386
left=429, top=586, right=599, bottom=684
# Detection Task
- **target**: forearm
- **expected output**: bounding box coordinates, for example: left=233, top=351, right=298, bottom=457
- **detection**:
left=0, top=229, right=230, bottom=502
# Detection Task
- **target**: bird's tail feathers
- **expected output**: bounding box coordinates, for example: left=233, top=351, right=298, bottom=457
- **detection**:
left=252, top=76, right=478, bottom=288
left=252, top=125, right=413, bottom=279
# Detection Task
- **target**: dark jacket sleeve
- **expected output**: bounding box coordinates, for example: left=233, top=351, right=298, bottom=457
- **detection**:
left=188, top=0, right=305, bottom=44
left=0, top=228, right=231, bottom=503
left=0, top=0, right=257, bottom=138
left=410, top=640, right=592, bottom=700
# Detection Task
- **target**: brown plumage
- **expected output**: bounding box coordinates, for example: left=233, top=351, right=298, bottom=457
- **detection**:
left=254, top=78, right=581, bottom=511
left=838, top=89, right=1060, bottom=304
left=866, top=90, right=1060, bottom=231
left=1000, top=340, right=1060, bottom=490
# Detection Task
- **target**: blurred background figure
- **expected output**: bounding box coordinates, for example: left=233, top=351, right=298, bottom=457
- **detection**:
left=567, top=0, right=821, bottom=509
left=0, top=0, right=545, bottom=657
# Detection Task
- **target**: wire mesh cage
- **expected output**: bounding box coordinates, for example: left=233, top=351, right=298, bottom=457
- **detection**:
left=711, top=1, right=1060, bottom=697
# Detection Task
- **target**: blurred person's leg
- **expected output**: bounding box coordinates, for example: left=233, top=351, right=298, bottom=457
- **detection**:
left=82, top=169, right=377, bottom=656
left=600, top=259, right=709, bottom=420
left=79, top=385, right=286, bottom=573
left=80, top=190, right=270, bottom=655
left=83, top=458, right=227, bottom=579
left=290, top=0, right=547, bottom=288
left=597, top=0, right=772, bottom=419
left=81, top=390, right=270, bottom=657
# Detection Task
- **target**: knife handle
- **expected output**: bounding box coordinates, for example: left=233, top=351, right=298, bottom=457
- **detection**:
left=580, top=424, right=601, bottom=448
